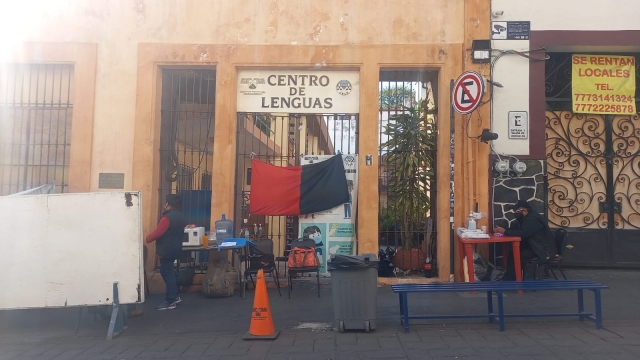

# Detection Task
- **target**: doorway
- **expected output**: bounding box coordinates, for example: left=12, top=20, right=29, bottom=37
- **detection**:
left=545, top=53, right=640, bottom=267
left=378, top=69, right=439, bottom=271
left=158, top=69, right=216, bottom=227
left=234, top=113, right=358, bottom=258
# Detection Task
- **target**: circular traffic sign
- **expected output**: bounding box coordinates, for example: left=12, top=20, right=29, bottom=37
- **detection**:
left=452, top=71, right=485, bottom=114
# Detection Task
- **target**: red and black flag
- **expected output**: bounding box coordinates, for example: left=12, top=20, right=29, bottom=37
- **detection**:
left=249, top=155, right=349, bottom=216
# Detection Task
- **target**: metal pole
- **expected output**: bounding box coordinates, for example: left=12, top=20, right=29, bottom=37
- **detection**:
left=449, top=79, right=455, bottom=281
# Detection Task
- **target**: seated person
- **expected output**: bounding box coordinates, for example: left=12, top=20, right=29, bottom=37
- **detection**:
left=495, top=200, right=557, bottom=279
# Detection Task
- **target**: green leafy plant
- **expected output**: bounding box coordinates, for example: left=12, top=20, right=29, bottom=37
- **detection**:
left=379, top=86, right=417, bottom=110
left=381, top=100, right=436, bottom=250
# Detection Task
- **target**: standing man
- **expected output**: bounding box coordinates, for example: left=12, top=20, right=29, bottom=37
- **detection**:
left=495, top=200, right=557, bottom=279
left=146, top=194, right=191, bottom=310
left=343, top=180, right=354, bottom=219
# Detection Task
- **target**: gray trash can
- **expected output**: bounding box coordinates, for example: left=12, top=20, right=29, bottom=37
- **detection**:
left=328, top=253, right=379, bottom=332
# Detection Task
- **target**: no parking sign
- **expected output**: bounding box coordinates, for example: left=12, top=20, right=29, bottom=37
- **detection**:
left=452, top=71, right=485, bottom=114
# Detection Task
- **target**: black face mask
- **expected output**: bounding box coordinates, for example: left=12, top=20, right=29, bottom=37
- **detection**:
left=514, top=212, right=524, bottom=221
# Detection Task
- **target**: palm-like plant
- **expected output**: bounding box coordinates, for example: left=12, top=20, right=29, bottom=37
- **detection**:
left=381, top=100, right=436, bottom=250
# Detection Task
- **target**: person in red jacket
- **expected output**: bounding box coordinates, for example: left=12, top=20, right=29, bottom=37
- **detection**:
left=146, top=194, right=193, bottom=310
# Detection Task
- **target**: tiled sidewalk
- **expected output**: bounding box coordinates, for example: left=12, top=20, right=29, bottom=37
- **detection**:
left=2, top=323, right=640, bottom=360
left=2, top=269, right=640, bottom=359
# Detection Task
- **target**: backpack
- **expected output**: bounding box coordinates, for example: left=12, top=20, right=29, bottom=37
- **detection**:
left=288, top=246, right=319, bottom=268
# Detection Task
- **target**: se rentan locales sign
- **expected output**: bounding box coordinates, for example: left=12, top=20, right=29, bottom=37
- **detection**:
left=507, top=111, right=528, bottom=139
left=572, top=54, right=636, bottom=115
left=236, top=70, right=360, bottom=114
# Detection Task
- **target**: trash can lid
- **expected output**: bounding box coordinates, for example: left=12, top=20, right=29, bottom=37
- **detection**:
left=328, top=253, right=379, bottom=270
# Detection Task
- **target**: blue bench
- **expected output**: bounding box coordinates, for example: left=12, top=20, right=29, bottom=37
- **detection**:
left=392, top=280, right=608, bottom=333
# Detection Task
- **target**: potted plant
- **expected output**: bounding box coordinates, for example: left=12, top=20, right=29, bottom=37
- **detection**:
left=381, top=100, right=436, bottom=271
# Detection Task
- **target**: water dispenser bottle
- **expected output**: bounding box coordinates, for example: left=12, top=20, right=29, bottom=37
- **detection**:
left=215, top=214, right=234, bottom=245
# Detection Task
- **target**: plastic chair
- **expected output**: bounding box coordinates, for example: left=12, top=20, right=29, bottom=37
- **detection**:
left=530, top=228, right=568, bottom=280
left=243, top=238, right=282, bottom=298
left=287, top=238, right=321, bottom=299
left=547, top=229, right=568, bottom=280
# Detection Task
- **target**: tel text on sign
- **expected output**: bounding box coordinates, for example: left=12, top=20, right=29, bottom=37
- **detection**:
left=572, top=54, right=636, bottom=115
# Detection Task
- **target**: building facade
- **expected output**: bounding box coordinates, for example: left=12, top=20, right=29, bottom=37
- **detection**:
left=490, top=0, right=640, bottom=267
left=0, top=0, right=496, bottom=288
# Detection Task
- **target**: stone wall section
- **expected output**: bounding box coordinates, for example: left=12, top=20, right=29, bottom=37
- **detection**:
left=492, top=159, right=546, bottom=229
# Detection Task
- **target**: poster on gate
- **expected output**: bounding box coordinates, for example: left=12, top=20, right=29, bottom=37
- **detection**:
left=299, top=154, right=358, bottom=275
left=572, top=54, right=636, bottom=115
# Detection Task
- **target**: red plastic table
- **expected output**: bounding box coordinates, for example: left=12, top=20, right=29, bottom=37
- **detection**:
left=457, top=234, right=522, bottom=293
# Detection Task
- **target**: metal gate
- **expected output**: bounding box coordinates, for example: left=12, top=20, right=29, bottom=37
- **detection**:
left=545, top=53, right=640, bottom=267
left=378, top=70, right=438, bottom=272
left=234, top=112, right=358, bottom=258
left=158, top=69, right=215, bottom=227
left=0, top=64, right=74, bottom=195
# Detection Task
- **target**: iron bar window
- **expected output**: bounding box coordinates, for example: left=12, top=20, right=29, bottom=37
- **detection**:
left=158, top=69, right=215, bottom=231
left=0, top=64, right=73, bottom=196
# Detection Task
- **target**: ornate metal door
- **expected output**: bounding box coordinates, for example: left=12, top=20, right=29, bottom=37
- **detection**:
left=544, top=52, right=640, bottom=267
left=546, top=111, right=640, bottom=267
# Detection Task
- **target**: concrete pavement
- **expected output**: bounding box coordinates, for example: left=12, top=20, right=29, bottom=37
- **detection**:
left=1, top=269, right=639, bottom=359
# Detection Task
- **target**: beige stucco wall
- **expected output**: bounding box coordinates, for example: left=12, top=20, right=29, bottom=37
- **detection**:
left=2, top=0, right=465, bottom=191
left=2, top=0, right=494, bottom=282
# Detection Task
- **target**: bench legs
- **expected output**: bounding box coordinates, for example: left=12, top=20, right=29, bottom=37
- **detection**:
left=594, top=289, right=603, bottom=330
left=402, top=293, right=409, bottom=333
left=496, top=291, right=505, bottom=332
left=578, top=289, right=585, bottom=321
left=487, top=291, right=494, bottom=323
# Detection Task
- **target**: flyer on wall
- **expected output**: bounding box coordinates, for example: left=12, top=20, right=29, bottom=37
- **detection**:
left=299, top=154, right=358, bottom=275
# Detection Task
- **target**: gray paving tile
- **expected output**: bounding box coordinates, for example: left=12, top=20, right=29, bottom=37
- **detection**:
left=377, top=337, right=402, bottom=350
left=184, top=344, right=212, bottom=356
left=505, top=335, right=538, bottom=347
left=429, top=347, right=477, bottom=357
left=500, top=347, right=553, bottom=356
left=440, top=336, right=470, bottom=349
left=0, top=352, right=24, bottom=360
left=209, top=337, right=237, bottom=349
left=404, top=349, right=434, bottom=360
left=356, top=350, right=407, bottom=359
left=50, top=350, right=85, bottom=360
left=400, top=341, right=448, bottom=351
left=219, top=355, right=267, bottom=360
left=609, top=353, right=640, bottom=360
left=113, top=345, right=147, bottom=359
left=313, top=338, right=335, bottom=351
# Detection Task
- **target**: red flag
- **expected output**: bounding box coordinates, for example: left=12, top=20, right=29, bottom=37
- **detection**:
left=249, top=156, right=349, bottom=215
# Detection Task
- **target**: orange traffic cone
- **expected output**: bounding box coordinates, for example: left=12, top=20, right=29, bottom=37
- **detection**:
left=243, top=269, right=279, bottom=340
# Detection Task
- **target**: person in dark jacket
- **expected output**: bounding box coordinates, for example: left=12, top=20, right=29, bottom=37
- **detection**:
left=146, top=194, right=191, bottom=310
left=495, top=199, right=557, bottom=279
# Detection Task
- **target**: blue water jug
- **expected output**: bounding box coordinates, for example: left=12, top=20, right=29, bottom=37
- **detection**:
left=215, top=214, right=233, bottom=245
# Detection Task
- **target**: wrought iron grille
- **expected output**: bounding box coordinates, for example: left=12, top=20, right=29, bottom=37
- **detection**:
left=235, top=113, right=358, bottom=258
left=158, top=69, right=215, bottom=229
left=0, top=64, right=74, bottom=196
left=545, top=53, right=640, bottom=230
left=378, top=70, right=438, bottom=272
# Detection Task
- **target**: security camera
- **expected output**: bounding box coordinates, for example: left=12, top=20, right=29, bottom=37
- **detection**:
left=493, top=24, right=506, bottom=32
left=480, top=129, right=499, bottom=143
